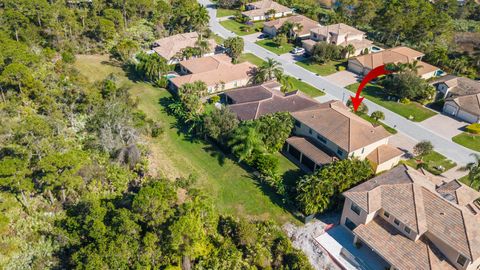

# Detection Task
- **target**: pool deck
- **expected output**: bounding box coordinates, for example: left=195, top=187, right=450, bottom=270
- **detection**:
left=314, top=225, right=390, bottom=270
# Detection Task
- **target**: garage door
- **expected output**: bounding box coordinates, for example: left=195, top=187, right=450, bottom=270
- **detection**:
left=443, top=104, right=457, bottom=116
left=347, top=61, right=364, bottom=75
left=457, top=110, right=479, bottom=124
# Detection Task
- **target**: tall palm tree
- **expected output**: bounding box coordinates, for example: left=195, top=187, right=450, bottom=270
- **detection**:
left=343, top=44, right=355, bottom=59
left=195, top=37, right=210, bottom=55
left=460, top=154, right=480, bottom=190
left=228, top=124, right=265, bottom=162
left=406, top=60, right=423, bottom=74
left=252, top=58, right=283, bottom=83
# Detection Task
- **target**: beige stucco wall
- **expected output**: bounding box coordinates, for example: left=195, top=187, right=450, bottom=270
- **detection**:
left=207, top=78, right=250, bottom=93
left=420, top=70, right=437, bottom=80
left=349, top=137, right=390, bottom=160
left=347, top=59, right=365, bottom=75
left=263, top=25, right=277, bottom=36
left=427, top=232, right=471, bottom=270
left=373, top=156, right=401, bottom=174
left=340, top=198, right=370, bottom=230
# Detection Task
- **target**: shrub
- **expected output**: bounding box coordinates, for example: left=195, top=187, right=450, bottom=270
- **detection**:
left=466, top=123, right=480, bottom=134
left=151, top=122, right=164, bottom=137
left=210, top=95, right=220, bottom=104
left=413, top=140, right=433, bottom=156
left=337, top=66, right=346, bottom=71
left=400, top=97, right=410, bottom=104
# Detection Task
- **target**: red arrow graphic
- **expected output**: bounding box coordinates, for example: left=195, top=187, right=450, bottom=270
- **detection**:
left=350, top=64, right=392, bottom=112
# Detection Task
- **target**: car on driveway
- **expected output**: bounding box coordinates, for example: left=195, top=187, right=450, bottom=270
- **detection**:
left=258, top=33, right=269, bottom=39
left=290, top=47, right=305, bottom=55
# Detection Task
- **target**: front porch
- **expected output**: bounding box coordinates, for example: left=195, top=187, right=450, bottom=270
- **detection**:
left=314, top=225, right=390, bottom=270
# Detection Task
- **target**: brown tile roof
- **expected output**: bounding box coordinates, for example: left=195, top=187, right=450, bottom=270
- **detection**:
left=445, top=77, right=480, bottom=97
left=179, top=54, right=232, bottom=74
left=225, top=81, right=280, bottom=104
left=366, top=144, right=403, bottom=165
left=350, top=47, right=438, bottom=76
left=152, top=32, right=216, bottom=60
left=344, top=165, right=480, bottom=265
left=291, top=101, right=391, bottom=152
left=226, top=84, right=320, bottom=120
left=170, top=56, right=256, bottom=88
left=286, top=136, right=337, bottom=165
left=354, top=217, right=455, bottom=270
left=447, top=93, right=480, bottom=117
left=242, top=0, right=292, bottom=17
left=263, top=15, right=320, bottom=36
left=310, top=23, right=365, bottom=37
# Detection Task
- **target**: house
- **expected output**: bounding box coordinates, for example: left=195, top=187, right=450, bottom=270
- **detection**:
left=301, top=23, right=374, bottom=56
left=348, top=46, right=442, bottom=79
left=289, top=101, right=402, bottom=173
left=341, top=165, right=480, bottom=270
left=444, top=94, right=480, bottom=123
left=225, top=82, right=320, bottom=120
left=152, top=32, right=216, bottom=64
left=262, top=15, right=320, bottom=38
left=169, top=54, right=255, bottom=93
left=433, top=75, right=480, bottom=99
left=242, top=0, right=293, bottom=22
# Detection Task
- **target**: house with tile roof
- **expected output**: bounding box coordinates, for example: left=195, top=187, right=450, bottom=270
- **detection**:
left=151, top=32, right=216, bottom=64
left=341, top=165, right=480, bottom=270
left=288, top=100, right=402, bottom=173
left=348, top=46, right=442, bottom=79
left=301, top=23, right=374, bottom=56
left=225, top=81, right=320, bottom=120
left=169, top=54, right=256, bottom=93
left=242, top=0, right=293, bottom=21
left=262, top=15, right=320, bottom=38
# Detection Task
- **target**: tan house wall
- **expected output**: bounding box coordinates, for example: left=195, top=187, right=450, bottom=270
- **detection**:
left=340, top=198, right=371, bottom=230
left=426, top=232, right=471, bottom=270
left=263, top=25, right=277, bottom=36
left=372, top=156, right=401, bottom=174
left=347, top=59, right=366, bottom=75
left=420, top=70, right=437, bottom=80
left=206, top=78, right=250, bottom=94
left=349, top=137, right=390, bottom=160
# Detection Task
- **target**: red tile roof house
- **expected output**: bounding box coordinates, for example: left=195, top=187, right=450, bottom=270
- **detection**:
left=301, top=23, right=374, bottom=57
left=242, top=0, right=293, bottom=22
left=169, top=54, right=256, bottom=94
left=340, top=165, right=480, bottom=270
left=348, top=46, right=442, bottom=80
left=151, top=32, right=217, bottom=64
left=225, top=85, right=403, bottom=173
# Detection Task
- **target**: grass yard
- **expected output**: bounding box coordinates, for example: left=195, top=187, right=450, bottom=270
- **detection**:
left=238, top=53, right=266, bottom=66
left=291, top=78, right=325, bottom=98
left=296, top=58, right=347, bottom=76
left=238, top=53, right=325, bottom=98
left=256, top=39, right=294, bottom=55
left=403, top=151, right=456, bottom=175
left=212, top=33, right=225, bottom=44
left=217, top=8, right=238, bottom=18
left=452, top=132, right=480, bottom=152
left=74, top=55, right=300, bottom=225
left=220, top=19, right=263, bottom=36
left=346, top=83, right=437, bottom=122
left=356, top=113, right=397, bottom=134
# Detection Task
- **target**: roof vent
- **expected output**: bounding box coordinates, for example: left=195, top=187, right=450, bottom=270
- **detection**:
left=439, top=212, right=445, bottom=216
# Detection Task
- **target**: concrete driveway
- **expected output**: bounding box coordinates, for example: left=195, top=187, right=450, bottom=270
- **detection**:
left=324, top=71, right=361, bottom=87
left=419, top=114, right=468, bottom=140
left=278, top=52, right=308, bottom=64
left=243, top=32, right=263, bottom=42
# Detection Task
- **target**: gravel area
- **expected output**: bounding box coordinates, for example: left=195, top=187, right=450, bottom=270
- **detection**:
left=283, top=214, right=341, bottom=270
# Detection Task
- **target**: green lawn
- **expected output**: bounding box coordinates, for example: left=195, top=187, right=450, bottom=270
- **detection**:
left=219, top=19, right=263, bottom=36
left=239, top=53, right=266, bottom=66
left=296, top=58, right=347, bottom=76
left=356, top=112, right=397, bottom=134
left=346, top=83, right=437, bottom=122
left=212, top=33, right=225, bottom=44
left=291, top=78, right=325, bottom=98
left=452, top=133, right=480, bottom=152
left=217, top=8, right=238, bottom=17
left=403, top=151, right=456, bottom=175
left=256, top=39, right=295, bottom=55
left=74, top=55, right=300, bottom=225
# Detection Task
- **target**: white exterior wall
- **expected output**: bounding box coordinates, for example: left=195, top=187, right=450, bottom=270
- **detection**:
left=458, top=109, right=480, bottom=123
left=443, top=101, right=480, bottom=123
left=420, top=70, right=438, bottom=80
left=373, top=156, right=401, bottom=173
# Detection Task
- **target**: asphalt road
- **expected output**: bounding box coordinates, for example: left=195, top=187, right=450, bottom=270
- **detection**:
left=200, top=0, right=478, bottom=165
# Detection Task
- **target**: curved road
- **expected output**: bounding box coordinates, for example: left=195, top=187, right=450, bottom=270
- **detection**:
left=200, top=0, right=478, bottom=165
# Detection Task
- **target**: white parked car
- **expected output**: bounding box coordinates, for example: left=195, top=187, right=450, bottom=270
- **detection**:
left=290, top=47, right=305, bottom=54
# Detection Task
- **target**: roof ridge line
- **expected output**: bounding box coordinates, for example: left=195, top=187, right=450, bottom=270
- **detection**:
left=460, top=210, right=475, bottom=260
left=411, top=184, right=421, bottom=233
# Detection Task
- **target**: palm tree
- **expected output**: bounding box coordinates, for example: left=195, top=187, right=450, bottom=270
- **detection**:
left=406, top=60, right=423, bottom=74
left=228, top=124, right=265, bottom=162
left=460, top=154, right=480, bottom=190
left=279, top=74, right=295, bottom=93
left=343, top=44, right=355, bottom=59
left=195, top=37, right=210, bottom=56
left=280, top=22, right=303, bottom=41
left=252, top=58, right=283, bottom=83
left=136, top=53, right=168, bottom=82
